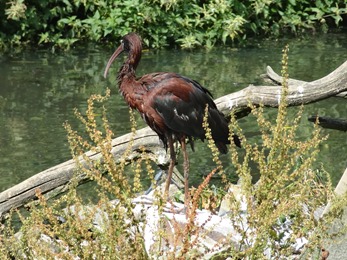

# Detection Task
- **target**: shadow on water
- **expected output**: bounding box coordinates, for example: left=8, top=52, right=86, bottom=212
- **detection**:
left=0, top=33, right=346, bottom=194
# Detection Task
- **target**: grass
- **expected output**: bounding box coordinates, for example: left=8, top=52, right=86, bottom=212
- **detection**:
left=0, top=46, right=346, bottom=259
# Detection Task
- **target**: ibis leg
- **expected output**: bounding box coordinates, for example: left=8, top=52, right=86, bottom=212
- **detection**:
left=180, top=138, right=190, bottom=209
left=164, top=137, right=176, bottom=200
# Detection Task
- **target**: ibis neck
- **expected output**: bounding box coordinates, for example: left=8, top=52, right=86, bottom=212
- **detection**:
left=116, top=50, right=144, bottom=105
left=117, top=63, right=136, bottom=81
left=117, top=51, right=140, bottom=82
left=117, top=66, right=145, bottom=109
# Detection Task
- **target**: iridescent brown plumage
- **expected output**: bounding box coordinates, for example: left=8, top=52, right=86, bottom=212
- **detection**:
left=104, top=33, right=240, bottom=207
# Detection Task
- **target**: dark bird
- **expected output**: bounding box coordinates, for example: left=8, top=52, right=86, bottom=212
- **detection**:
left=104, top=33, right=240, bottom=207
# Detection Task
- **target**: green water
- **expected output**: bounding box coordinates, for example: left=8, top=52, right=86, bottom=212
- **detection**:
left=0, top=33, right=346, bottom=193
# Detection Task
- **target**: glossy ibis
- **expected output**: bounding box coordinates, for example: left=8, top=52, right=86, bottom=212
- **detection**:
left=104, top=33, right=240, bottom=207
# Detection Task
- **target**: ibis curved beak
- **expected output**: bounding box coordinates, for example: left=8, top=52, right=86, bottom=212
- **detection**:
left=103, top=44, right=124, bottom=78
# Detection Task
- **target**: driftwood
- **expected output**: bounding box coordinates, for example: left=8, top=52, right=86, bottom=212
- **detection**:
left=308, top=116, right=347, bottom=132
left=1, top=60, right=347, bottom=218
left=0, top=128, right=168, bottom=218
left=216, top=61, right=347, bottom=114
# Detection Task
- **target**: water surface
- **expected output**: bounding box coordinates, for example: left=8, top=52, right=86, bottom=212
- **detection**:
left=0, top=33, right=346, bottom=192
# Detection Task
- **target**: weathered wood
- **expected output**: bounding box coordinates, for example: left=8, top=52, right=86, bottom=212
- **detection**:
left=321, top=166, right=347, bottom=217
left=216, top=60, right=347, bottom=114
left=308, top=116, right=347, bottom=132
left=1, top=60, right=347, bottom=218
left=261, top=66, right=307, bottom=86
left=264, top=65, right=347, bottom=99
left=333, top=167, right=347, bottom=198
left=0, top=128, right=167, bottom=218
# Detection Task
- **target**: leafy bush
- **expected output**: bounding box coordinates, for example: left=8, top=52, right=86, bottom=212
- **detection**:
left=1, top=0, right=346, bottom=50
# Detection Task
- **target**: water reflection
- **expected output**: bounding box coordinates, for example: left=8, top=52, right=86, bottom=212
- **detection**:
left=0, top=33, right=346, bottom=192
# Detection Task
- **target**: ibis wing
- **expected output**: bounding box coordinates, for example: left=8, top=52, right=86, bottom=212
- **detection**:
left=153, top=90, right=206, bottom=139
left=144, top=74, right=229, bottom=142
left=139, top=72, right=233, bottom=152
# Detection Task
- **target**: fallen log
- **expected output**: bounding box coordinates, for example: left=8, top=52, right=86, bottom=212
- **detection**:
left=216, top=60, right=347, bottom=114
left=0, top=128, right=168, bottom=218
left=1, top=60, right=347, bottom=218
left=308, top=116, right=347, bottom=132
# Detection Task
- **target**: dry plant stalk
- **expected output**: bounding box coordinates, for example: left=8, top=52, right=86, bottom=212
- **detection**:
left=0, top=89, right=150, bottom=259
left=224, top=45, right=337, bottom=258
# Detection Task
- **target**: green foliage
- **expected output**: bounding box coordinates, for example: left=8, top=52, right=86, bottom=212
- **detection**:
left=1, top=0, right=346, bottom=50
